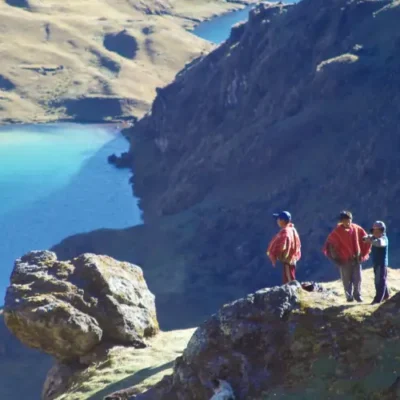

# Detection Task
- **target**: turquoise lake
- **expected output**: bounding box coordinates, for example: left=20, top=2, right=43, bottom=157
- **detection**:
left=193, top=5, right=254, bottom=43
left=0, top=124, right=141, bottom=300
left=0, top=6, right=259, bottom=301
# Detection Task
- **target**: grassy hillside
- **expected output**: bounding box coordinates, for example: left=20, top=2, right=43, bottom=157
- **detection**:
left=0, top=0, right=253, bottom=123
left=55, top=329, right=194, bottom=400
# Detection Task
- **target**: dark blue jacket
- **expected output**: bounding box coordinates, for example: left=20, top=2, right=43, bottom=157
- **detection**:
left=371, top=235, right=389, bottom=266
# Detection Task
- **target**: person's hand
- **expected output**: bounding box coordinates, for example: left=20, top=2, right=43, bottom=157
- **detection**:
left=362, top=234, right=373, bottom=243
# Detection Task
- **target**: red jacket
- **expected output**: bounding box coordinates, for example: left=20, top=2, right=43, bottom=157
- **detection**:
left=323, top=223, right=371, bottom=264
left=267, top=223, right=301, bottom=266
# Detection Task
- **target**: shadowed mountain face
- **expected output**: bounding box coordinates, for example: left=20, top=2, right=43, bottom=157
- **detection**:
left=55, top=0, right=400, bottom=330
left=130, top=0, right=400, bottom=223
left=126, top=0, right=400, bottom=277
left=0, top=312, right=52, bottom=399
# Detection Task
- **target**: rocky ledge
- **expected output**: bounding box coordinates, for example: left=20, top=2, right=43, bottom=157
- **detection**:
left=4, top=264, right=400, bottom=399
left=106, top=268, right=400, bottom=400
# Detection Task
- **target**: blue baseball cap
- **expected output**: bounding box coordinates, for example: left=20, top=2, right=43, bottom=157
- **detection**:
left=273, top=211, right=291, bottom=222
left=372, top=221, right=386, bottom=231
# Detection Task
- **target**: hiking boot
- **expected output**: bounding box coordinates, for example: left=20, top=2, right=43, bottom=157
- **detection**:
left=346, top=297, right=354, bottom=302
left=355, top=296, right=363, bottom=303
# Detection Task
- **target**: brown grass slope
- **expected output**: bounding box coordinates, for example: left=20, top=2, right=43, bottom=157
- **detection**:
left=0, top=0, right=253, bottom=123
left=54, top=329, right=195, bottom=400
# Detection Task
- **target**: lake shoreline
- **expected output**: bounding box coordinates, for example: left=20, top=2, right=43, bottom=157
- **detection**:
left=187, top=0, right=256, bottom=28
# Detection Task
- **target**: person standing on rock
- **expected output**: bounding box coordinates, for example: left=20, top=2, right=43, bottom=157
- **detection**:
left=266, top=211, right=301, bottom=284
left=323, top=210, right=371, bottom=303
left=362, top=221, right=390, bottom=304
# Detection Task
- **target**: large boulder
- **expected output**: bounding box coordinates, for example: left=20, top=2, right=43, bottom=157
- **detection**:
left=3, top=251, right=159, bottom=362
left=141, top=281, right=302, bottom=400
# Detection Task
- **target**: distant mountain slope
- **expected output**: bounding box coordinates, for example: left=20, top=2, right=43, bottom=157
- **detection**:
left=54, top=0, right=400, bottom=331
left=0, top=310, right=52, bottom=399
left=0, top=0, right=253, bottom=123
left=127, top=0, right=400, bottom=267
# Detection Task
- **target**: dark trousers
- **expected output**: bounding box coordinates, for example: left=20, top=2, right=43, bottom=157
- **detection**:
left=339, top=262, right=362, bottom=301
left=282, top=263, right=296, bottom=284
left=373, top=265, right=390, bottom=303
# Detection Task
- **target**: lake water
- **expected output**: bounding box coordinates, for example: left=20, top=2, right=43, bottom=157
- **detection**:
left=192, top=5, right=254, bottom=44
left=0, top=124, right=141, bottom=301
left=0, top=5, right=263, bottom=301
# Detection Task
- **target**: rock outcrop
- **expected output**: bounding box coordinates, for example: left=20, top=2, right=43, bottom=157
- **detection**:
left=158, top=282, right=302, bottom=400
left=9, top=267, right=395, bottom=400
left=4, top=251, right=158, bottom=362
left=133, top=271, right=400, bottom=400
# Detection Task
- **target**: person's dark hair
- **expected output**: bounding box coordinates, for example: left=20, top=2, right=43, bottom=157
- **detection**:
left=211, top=379, right=220, bottom=389
left=339, top=210, right=353, bottom=221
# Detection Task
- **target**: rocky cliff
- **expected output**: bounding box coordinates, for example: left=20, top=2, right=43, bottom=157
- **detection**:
left=0, top=0, right=254, bottom=123
left=6, top=257, right=400, bottom=400
left=111, top=268, right=400, bottom=400
left=129, top=0, right=400, bottom=222
left=54, top=0, right=400, bottom=331
left=128, top=0, right=400, bottom=284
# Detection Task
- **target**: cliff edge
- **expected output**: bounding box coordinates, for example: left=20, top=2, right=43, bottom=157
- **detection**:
left=5, top=256, right=400, bottom=399
left=109, top=268, right=400, bottom=400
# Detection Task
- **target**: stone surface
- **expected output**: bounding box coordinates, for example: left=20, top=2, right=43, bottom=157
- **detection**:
left=4, top=251, right=158, bottom=362
left=28, top=269, right=400, bottom=400
left=146, top=282, right=302, bottom=399
left=135, top=273, right=400, bottom=399
left=42, top=362, right=83, bottom=400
